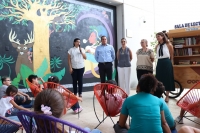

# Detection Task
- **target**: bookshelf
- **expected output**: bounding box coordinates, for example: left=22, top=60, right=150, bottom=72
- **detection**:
left=167, top=26, right=200, bottom=88
left=168, top=28, right=200, bottom=65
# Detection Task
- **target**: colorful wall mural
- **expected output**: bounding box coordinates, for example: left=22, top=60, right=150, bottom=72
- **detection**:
left=0, top=0, right=116, bottom=90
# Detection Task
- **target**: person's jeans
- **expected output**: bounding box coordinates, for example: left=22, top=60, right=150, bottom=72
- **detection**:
left=71, top=102, right=80, bottom=111
left=71, top=67, right=85, bottom=95
left=7, top=116, right=20, bottom=122
left=5, top=108, right=19, bottom=117
left=113, top=123, right=128, bottom=133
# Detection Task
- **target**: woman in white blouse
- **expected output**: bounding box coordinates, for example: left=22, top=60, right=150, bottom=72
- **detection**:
left=68, top=38, right=86, bottom=97
left=155, top=31, right=175, bottom=102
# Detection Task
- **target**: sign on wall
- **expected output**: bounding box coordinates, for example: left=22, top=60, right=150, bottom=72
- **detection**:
left=174, top=21, right=200, bottom=29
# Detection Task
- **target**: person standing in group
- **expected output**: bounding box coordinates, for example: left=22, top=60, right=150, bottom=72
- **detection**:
left=136, top=39, right=154, bottom=81
left=68, top=38, right=86, bottom=97
left=117, top=38, right=132, bottom=95
left=95, top=36, right=115, bottom=83
left=155, top=31, right=175, bottom=102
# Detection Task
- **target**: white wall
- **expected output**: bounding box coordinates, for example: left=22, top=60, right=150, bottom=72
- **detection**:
left=114, top=0, right=200, bottom=89
left=116, top=1, right=155, bottom=89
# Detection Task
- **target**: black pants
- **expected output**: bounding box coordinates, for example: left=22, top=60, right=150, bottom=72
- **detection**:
left=98, top=62, right=112, bottom=83
left=137, top=69, right=153, bottom=81
left=71, top=67, right=85, bottom=95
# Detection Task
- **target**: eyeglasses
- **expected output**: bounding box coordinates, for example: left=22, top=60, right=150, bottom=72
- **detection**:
left=121, top=41, right=126, bottom=42
left=6, top=80, right=11, bottom=81
left=141, top=42, right=144, bottom=43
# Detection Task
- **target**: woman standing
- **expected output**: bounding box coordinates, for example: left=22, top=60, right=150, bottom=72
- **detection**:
left=155, top=31, right=175, bottom=102
left=68, top=38, right=86, bottom=97
left=117, top=38, right=132, bottom=95
left=136, top=39, right=154, bottom=81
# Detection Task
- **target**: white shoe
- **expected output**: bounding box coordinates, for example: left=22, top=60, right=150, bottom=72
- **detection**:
left=175, top=116, right=183, bottom=124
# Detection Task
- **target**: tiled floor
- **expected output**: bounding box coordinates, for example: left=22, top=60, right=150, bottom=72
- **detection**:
left=61, top=89, right=200, bottom=133
left=18, top=89, right=200, bottom=133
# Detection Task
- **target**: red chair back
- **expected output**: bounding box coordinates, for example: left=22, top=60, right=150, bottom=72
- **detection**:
left=43, top=82, right=78, bottom=109
left=26, top=79, right=41, bottom=97
left=94, top=83, right=128, bottom=117
left=177, top=81, right=200, bottom=117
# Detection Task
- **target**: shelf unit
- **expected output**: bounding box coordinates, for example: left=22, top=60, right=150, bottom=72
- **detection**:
left=167, top=26, right=200, bottom=88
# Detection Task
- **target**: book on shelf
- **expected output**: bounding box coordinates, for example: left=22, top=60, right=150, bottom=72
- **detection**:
left=178, top=60, right=190, bottom=65
left=173, top=37, right=200, bottom=46
left=174, top=48, right=191, bottom=56
left=173, top=38, right=185, bottom=45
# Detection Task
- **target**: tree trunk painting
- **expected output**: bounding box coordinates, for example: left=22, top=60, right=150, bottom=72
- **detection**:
left=32, top=19, right=50, bottom=73
left=0, top=0, right=75, bottom=73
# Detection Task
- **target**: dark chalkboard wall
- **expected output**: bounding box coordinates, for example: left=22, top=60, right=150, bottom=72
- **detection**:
left=0, top=0, right=116, bottom=92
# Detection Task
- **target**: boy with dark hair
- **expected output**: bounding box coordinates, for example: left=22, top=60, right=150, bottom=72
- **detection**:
left=28, top=74, right=45, bottom=91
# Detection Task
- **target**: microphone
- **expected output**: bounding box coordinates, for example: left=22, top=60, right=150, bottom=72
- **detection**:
left=79, top=45, right=82, bottom=53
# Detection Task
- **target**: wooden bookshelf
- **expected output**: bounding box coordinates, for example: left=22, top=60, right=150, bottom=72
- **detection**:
left=168, top=26, right=200, bottom=38
left=174, top=45, right=200, bottom=48
left=174, top=55, right=200, bottom=58
left=167, top=26, right=200, bottom=88
left=173, top=65, right=200, bottom=67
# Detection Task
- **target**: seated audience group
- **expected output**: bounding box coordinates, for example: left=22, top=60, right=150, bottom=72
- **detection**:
left=0, top=74, right=199, bottom=133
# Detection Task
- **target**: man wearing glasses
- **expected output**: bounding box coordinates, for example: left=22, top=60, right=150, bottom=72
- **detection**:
left=95, top=36, right=115, bottom=83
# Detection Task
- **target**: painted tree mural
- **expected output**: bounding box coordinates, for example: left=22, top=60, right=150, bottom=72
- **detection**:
left=0, top=0, right=81, bottom=73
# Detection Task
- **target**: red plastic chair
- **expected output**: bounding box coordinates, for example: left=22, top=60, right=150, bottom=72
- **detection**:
left=43, top=82, right=78, bottom=110
left=93, top=83, right=128, bottom=128
left=26, top=79, right=42, bottom=97
left=177, top=81, right=200, bottom=124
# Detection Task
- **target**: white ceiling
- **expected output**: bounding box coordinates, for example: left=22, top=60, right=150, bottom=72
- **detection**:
left=94, top=0, right=123, bottom=6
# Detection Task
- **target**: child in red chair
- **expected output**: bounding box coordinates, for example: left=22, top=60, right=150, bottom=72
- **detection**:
left=47, top=76, right=83, bottom=114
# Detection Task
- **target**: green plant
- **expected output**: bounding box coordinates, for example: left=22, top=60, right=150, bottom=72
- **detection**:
left=150, top=32, right=158, bottom=75
left=0, top=54, right=15, bottom=77
left=12, top=58, right=65, bottom=88
left=50, top=56, right=62, bottom=72
left=150, top=32, right=158, bottom=55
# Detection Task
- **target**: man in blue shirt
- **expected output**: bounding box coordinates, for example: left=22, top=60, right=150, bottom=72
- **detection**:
left=95, top=36, right=115, bottom=83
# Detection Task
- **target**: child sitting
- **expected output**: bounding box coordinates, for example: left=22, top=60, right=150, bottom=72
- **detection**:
left=27, top=75, right=45, bottom=97
left=154, top=81, right=177, bottom=133
left=0, top=85, right=30, bottom=121
left=34, top=89, right=101, bottom=133
left=47, top=76, right=83, bottom=114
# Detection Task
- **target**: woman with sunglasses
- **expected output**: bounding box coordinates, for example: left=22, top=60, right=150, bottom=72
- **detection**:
left=136, top=39, right=154, bottom=81
left=117, top=38, right=132, bottom=95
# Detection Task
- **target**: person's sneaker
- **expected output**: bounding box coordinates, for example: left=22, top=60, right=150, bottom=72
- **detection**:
left=175, top=116, right=184, bottom=124
left=74, top=107, right=83, bottom=114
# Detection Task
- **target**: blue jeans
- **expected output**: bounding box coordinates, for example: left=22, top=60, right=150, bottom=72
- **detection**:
left=5, top=108, right=19, bottom=117
left=171, top=129, right=177, bottom=133
left=7, top=116, right=20, bottom=122
left=71, top=102, right=80, bottom=111
left=84, top=127, right=102, bottom=133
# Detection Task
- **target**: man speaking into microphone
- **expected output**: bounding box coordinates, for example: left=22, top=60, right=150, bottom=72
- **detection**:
left=95, top=36, right=115, bottom=83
